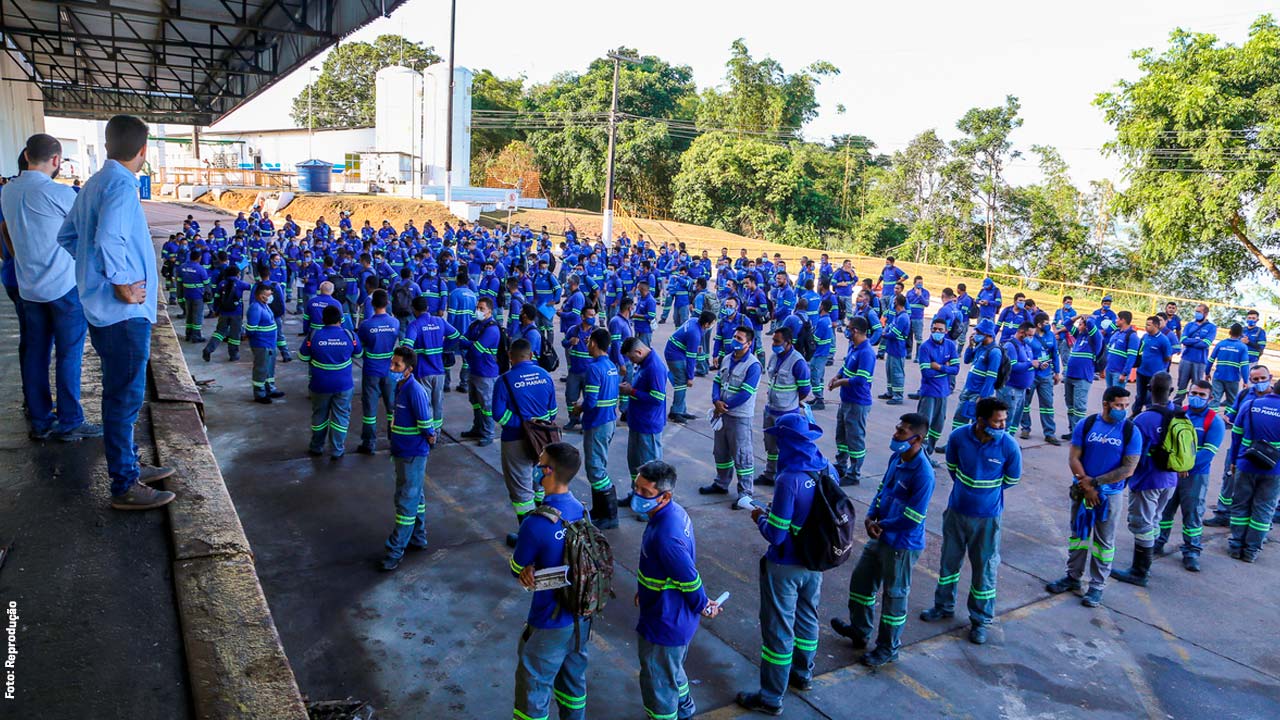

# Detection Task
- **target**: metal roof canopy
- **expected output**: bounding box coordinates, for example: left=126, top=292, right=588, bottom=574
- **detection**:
left=0, top=0, right=410, bottom=125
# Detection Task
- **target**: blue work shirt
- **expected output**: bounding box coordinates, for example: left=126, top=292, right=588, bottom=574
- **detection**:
left=1071, top=413, right=1143, bottom=490
left=389, top=376, right=436, bottom=457
left=56, top=159, right=159, bottom=326
left=493, top=361, right=558, bottom=442
left=636, top=501, right=708, bottom=647
left=943, top=425, right=1021, bottom=517
left=626, top=350, right=669, bottom=435
left=357, top=313, right=401, bottom=378
left=581, top=355, right=620, bottom=429
left=510, top=492, right=586, bottom=629
left=299, top=325, right=361, bottom=393
left=1136, top=332, right=1172, bottom=377
left=868, top=450, right=936, bottom=551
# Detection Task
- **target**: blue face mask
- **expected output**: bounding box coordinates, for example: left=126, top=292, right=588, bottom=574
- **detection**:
left=1253, top=380, right=1272, bottom=393
left=1105, top=407, right=1125, bottom=423
left=1016, top=301, right=1025, bottom=309
left=629, top=491, right=662, bottom=514
left=888, top=436, right=915, bottom=454
left=1194, top=312, right=1205, bottom=321
left=772, top=343, right=785, bottom=354
left=729, top=339, right=744, bottom=352
left=1187, top=395, right=1209, bottom=410
left=1247, top=318, right=1257, bottom=327
left=931, top=331, right=945, bottom=343
left=537, top=464, right=552, bottom=482
left=986, top=427, right=1007, bottom=440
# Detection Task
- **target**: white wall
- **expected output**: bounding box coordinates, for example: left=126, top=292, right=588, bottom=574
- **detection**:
left=162, top=128, right=375, bottom=171
left=0, top=51, right=46, bottom=176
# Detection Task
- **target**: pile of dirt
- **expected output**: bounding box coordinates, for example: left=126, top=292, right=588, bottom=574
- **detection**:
left=200, top=192, right=463, bottom=233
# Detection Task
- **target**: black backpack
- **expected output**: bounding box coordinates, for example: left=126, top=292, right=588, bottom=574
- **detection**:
left=392, top=283, right=416, bottom=318
left=217, top=278, right=239, bottom=313
left=493, top=320, right=512, bottom=375
left=795, top=320, right=816, bottom=361
left=327, top=271, right=348, bottom=302
left=992, top=346, right=1011, bottom=390
left=794, top=467, right=857, bottom=572
left=537, top=328, right=560, bottom=372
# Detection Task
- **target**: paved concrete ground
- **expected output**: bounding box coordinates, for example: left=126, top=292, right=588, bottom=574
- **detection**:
left=176, top=220, right=1280, bottom=717
left=0, top=201, right=201, bottom=719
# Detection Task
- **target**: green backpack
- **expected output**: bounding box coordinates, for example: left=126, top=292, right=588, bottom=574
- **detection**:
left=1149, top=406, right=1197, bottom=472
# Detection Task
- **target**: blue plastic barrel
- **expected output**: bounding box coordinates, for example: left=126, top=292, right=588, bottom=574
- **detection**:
left=295, top=159, right=333, bottom=193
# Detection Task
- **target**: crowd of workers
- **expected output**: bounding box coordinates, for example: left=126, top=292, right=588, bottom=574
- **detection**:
left=3, top=118, right=1280, bottom=719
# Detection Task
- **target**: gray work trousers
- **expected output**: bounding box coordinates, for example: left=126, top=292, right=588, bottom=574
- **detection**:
left=931, top=510, right=1001, bottom=626
left=713, top=414, right=755, bottom=499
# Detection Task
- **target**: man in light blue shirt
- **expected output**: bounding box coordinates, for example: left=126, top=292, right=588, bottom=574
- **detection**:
left=56, top=115, right=175, bottom=511
left=2, top=134, right=100, bottom=442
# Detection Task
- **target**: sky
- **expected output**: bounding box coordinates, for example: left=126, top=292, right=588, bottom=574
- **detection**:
left=208, top=0, right=1275, bottom=188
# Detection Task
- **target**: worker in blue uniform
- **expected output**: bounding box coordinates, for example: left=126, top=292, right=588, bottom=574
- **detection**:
left=919, top=397, right=1020, bottom=644
left=299, top=304, right=362, bottom=459
left=510, top=443, right=591, bottom=720
left=573, top=327, right=621, bottom=529
left=633, top=460, right=720, bottom=720
left=460, top=296, right=503, bottom=447
left=245, top=283, right=283, bottom=403
left=1022, top=312, right=1062, bottom=444
left=831, top=316, right=876, bottom=486
left=621, top=338, right=670, bottom=499
left=202, top=266, right=251, bottom=362
left=378, top=346, right=437, bottom=571
left=734, top=413, right=829, bottom=715
left=493, top=338, right=558, bottom=547
left=356, top=289, right=400, bottom=453
left=1154, top=380, right=1223, bottom=572
left=832, top=413, right=936, bottom=667
left=915, top=317, right=960, bottom=460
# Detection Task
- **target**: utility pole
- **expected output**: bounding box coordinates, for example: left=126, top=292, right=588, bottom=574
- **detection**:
left=601, top=51, right=640, bottom=246
left=443, top=0, right=457, bottom=209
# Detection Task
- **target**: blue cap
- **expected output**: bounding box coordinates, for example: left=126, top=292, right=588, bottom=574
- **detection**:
left=763, top=412, right=823, bottom=441
left=974, top=319, right=997, bottom=337
left=1102, top=295, right=1113, bottom=302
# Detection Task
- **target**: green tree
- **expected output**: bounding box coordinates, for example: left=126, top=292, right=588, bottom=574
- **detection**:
left=952, top=95, right=1023, bottom=272
left=1096, top=15, right=1280, bottom=283
left=669, top=133, right=842, bottom=248
left=290, top=34, right=440, bottom=128
left=470, top=69, right=527, bottom=181
left=697, top=39, right=838, bottom=136
left=523, top=48, right=698, bottom=212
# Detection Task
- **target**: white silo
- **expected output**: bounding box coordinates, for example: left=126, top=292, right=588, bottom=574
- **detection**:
left=422, top=63, right=472, bottom=187
left=375, top=65, right=424, bottom=162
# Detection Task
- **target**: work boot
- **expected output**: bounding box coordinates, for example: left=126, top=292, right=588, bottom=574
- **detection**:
left=1058, top=432, right=1073, bottom=441
left=1045, top=576, right=1081, bottom=594
left=734, top=692, right=781, bottom=717
left=811, top=399, right=826, bottom=411
left=860, top=645, right=898, bottom=667
left=877, top=392, right=892, bottom=400
left=755, top=473, right=775, bottom=487
left=1045, top=435, right=1062, bottom=446
left=919, top=606, right=953, bottom=622
left=1203, top=515, right=1230, bottom=528
left=268, top=387, right=285, bottom=399
left=379, top=556, right=401, bottom=572
left=1019, top=429, right=1032, bottom=439
left=829, top=618, right=868, bottom=649
left=460, top=428, right=482, bottom=439
left=591, top=488, right=619, bottom=530
left=355, top=444, right=376, bottom=455
left=698, top=483, right=728, bottom=495
left=667, top=412, right=687, bottom=425
left=788, top=671, right=813, bottom=692
left=111, top=483, right=176, bottom=511
left=1183, top=554, right=1200, bottom=572
left=505, top=532, right=520, bottom=548
left=969, top=624, right=989, bottom=645
left=907, top=392, right=921, bottom=400
left=1229, top=547, right=1243, bottom=559
left=254, top=396, right=273, bottom=405
left=1080, top=588, right=1104, bottom=608
left=1153, top=542, right=1169, bottom=557
left=1112, top=546, right=1153, bottom=587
